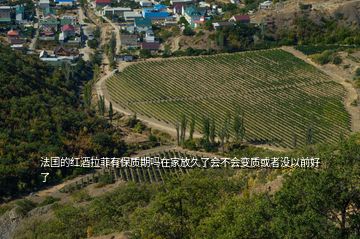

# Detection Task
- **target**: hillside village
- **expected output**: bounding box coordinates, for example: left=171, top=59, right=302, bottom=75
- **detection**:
left=1, top=0, right=359, bottom=65
left=0, top=0, right=286, bottom=65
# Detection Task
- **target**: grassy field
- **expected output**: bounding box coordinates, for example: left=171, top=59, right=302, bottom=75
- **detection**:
left=106, top=49, right=350, bottom=148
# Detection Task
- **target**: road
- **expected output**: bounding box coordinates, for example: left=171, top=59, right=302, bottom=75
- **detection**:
left=29, top=6, right=40, bottom=51
left=78, top=7, right=95, bottom=61
left=96, top=14, right=121, bottom=55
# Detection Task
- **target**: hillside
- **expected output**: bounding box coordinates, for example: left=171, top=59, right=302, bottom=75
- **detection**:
left=106, top=49, right=350, bottom=148
left=0, top=46, right=127, bottom=201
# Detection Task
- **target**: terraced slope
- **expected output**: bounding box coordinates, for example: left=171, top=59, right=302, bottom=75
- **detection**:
left=106, top=49, right=350, bottom=147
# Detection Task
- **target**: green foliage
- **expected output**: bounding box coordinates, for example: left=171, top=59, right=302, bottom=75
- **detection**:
left=0, top=46, right=127, bottom=200
left=38, top=196, right=60, bottom=207
left=130, top=170, right=242, bottom=239
left=13, top=135, right=360, bottom=238
left=71, top=189, right=92, bottom=202
left=15, top=199, right=37, bottom=216
left=311, top=50, right=343, bottom=65
left=97, top=173, right=115, bottom=186
left=139, top=49, right=152, bottom=58
left=87, top=39, right=99, bottom=49
left=183, top=26, right=195, bottom=36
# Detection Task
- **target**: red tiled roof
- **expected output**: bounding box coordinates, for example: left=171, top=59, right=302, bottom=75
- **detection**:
left=61, top=24, right=75, bottom=32
left=7, top=30, right=19, bottom=37
left=232, top=15, right=250, bottom=21
left=95, top=0, right=111, bottom=3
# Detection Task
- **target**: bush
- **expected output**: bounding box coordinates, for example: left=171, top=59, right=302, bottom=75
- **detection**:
left=38, top=196, right=60, bottom=207
left=332, top=55, right=342, bottom=65
left=15, top=199, right=37, bottom=216
left=183, top=139, right=198, bottom=150
left=87, top=39, right=99, bottom=49
left=183, top=26, right=195, bottom=36
left=355, top=67, right=360, bottom=77
left=71, top=189, right=92, bottom=202
left=98, top=173, right=115, bottom=186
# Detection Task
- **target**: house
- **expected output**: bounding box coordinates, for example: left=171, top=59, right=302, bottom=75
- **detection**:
left=102, top=6, right=132, bottom=17
left=39, top=50, right=77, bottom=64
left=15, top=5, right=25, bottom=24
left=95, top=0, right=111, bottom=8
left=212, top=21, right=234, bottom=30
left=259, top=0, right=272, bottom=10
left=39, top=0, right=50, bottom=9
left=142, top=5, right=171, bottom=21
left=134, top=17, right=152, bottom=32
left=123, top=11, right=142, bottom=21
left=0, top=6, right=11, bottom=24
left=141, top=42, right=160, bottom=52
left=54, top=46, right=79, bottom=56
left=120, top=34, right=138, bottom=49
left=60, top=16, right=77, bottom=26
left=170, top=0, right=193, bottom=5
left=55, top=0, right=76, bottom=6
left=139, top=1, right=152, bottom=7
left=172, top=3, right=186, bottom=15
left=144, top=29, right=155, bottom=42
left=61, top=24, right=75, bottom=38
left=229, top=15, right=250, bottom=24
left=39, top=17, right=59, bottom=32
left=7, top=29, right=25, bottom=45
left=183, top=5, right=206, bottom=28
left=117, top=54, right=134, bottom=62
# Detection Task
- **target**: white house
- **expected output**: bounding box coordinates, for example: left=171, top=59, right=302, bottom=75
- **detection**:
left=102, top=6, right=132, bottom=17
left=139, top=1, right=152, bottom=7
left=144, top=29, right=155, bottom=43
left=123, top=11, right=142, bottom=21
left=170, top=0, right=193, bottom=5
left=259, top=0, right=272, bottom=10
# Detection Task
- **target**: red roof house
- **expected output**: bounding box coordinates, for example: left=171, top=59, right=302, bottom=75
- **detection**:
left=61, top=24, right=75, bottom=32
left=229, top=15, right=250, bottom=24
left=7, top=30, right=19, bottom=37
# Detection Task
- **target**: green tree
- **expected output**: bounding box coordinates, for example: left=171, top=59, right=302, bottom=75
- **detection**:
left=108, top=101, right=113, bottom=122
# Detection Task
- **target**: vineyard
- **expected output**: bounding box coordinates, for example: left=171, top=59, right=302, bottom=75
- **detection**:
left=106, top=49, right=350, bottom=148
left=60, top=150, right=209, bottom=192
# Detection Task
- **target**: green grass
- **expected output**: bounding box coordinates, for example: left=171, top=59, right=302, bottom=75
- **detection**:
left=106, top=49, right=350, bottom=148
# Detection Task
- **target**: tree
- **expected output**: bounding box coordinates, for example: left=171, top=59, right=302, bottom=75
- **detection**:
left=209, top=117, right=216, bottom=145
left=183, top=26, right=195, bottom=36
left=306, top=126, right=313, bottom=145
left=202, top=116, right=210, bottom=143
left=98, top=95, right=106, bottom=116
left=218, top=126, right=226, bottom=153
left=189, top=114, right=195, bottom=140
left=224, top=111, right=231, bottom=142
left=180, top=114, right=187, bottom=144
left=108, top=101, right=113, bottom=122
left=175, top=122, right=180, bottom=146
left=233, top=107, right=245, bottom=142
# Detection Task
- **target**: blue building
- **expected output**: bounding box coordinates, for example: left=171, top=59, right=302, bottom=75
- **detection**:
left=142, top=4, right=171, bottom=20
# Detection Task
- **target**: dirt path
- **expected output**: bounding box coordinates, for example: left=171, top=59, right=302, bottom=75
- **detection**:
left=282, top=46, right=360, bottom=132
left=95, top=68, right=203, bottom=139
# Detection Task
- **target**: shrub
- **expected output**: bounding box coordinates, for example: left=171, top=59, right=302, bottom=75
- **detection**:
left=332, top=55, right=342, bottom=65
left=15, top=199, right=37, bottom=216
left=183, top=26, right=195, bottom=36
left=38, top=196, right=60, bottom=207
